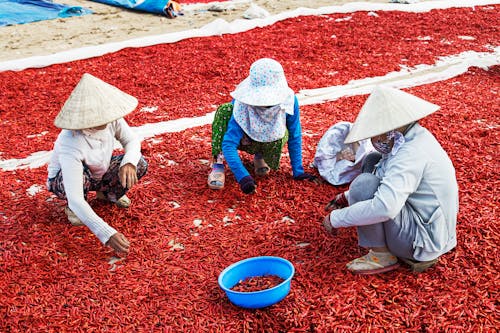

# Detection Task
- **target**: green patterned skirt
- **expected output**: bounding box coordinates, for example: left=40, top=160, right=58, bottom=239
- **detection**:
left=211, top=103, right=288, bottom=170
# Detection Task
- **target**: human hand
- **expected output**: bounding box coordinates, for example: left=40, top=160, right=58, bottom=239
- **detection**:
left=294, top=173, right=322, bottom=184
left=324, top=192, right=348, bottom=211
left=338, top=147, right=356, bottom=162
left=239, top=176, right=256, bottom=194
left=106, top=232, right=130, bottom=253
left=119, top=163, right=138, bottom=189
left=322, top=214, right=336, bottom=235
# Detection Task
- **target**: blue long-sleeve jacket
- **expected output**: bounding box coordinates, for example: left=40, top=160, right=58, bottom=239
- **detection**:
left=222, top=96, right=305, bottom=182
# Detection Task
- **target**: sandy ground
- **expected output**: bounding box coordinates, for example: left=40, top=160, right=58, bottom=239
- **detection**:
left=0, top=0, right=401, bottom=61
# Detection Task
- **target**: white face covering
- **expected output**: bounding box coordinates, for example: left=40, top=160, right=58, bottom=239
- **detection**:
left=81, top=124, right=109, bottom=143
left=82, top=128, right=100, bottom=136
left=233, top=94, right=294, bottom=143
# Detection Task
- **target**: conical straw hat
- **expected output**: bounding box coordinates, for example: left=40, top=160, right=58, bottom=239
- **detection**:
left=54, top=73, right=138, bottom=130
left=344, top=85, right=440, bottom=143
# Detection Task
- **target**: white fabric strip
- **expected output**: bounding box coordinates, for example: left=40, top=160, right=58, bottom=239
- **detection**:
left=0, top=0, right=497, bottom=72
left=297, top=47, right=500, bottom=105
left=1, top=48, right=498, bottom=171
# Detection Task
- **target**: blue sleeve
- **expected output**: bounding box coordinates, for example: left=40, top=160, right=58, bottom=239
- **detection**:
left=222, top=116, right=249, bottom=182
left=286, top=96, right=305, bottom=177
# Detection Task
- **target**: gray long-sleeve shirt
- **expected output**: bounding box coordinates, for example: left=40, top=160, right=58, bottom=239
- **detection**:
left=330, top=124, right=458, bottom=261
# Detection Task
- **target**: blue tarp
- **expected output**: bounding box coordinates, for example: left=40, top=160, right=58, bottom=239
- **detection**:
left=0, top=0, right=92, bottom=26
left=90, top=0, right=170, bottom=16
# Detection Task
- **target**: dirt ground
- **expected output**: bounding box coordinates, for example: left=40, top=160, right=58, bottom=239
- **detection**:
left=0, top=0, right=402, bottom=61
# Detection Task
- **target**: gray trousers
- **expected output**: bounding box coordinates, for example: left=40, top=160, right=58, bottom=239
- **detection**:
left=349, top=153, right=417, bottom=260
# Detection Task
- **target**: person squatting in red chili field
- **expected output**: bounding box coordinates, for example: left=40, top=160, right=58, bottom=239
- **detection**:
left=208, top=58, right=320, bottom=194
left=47, top=73, right=148, bottom=253
left=323, top=86, right=458, bottom=274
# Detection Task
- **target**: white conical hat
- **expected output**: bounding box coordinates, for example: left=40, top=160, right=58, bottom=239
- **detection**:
left=344, top=85, right=440, bottom=143
left=54, top=73, right=138, bottom=130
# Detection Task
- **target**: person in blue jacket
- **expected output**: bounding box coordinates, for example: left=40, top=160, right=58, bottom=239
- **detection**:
left=208, top=58, right=318, bottom=194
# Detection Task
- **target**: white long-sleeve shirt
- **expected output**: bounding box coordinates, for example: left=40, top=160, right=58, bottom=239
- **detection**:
left=47, top=118, right=142, bottom=244
left=330, top=124, right=458, bottom=261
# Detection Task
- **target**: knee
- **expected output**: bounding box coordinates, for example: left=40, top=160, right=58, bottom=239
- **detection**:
left=349, top=173, right=380, bottom=204
left=137, top=156, right=148, bottom=179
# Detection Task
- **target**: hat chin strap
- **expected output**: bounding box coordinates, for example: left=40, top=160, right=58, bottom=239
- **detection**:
left=401, top=121, right=417, bottom=135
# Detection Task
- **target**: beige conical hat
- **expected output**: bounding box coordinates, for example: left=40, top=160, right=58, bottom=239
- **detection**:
left=54, top=73, right=138, bottom=130
left=344, top=85, right=440, bottom=143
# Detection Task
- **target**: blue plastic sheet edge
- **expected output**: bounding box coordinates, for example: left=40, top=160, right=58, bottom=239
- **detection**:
left=0, top=0, right=93, bottom=26
left=90, top=0, right=171, bottom=16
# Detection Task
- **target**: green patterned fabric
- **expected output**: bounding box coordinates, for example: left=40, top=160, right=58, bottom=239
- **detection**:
left=211, top=103, right=288, bottom=170
left=211, top=103, right=233, bottom=158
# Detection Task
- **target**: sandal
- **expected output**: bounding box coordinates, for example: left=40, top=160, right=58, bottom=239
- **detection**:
left=346, top=250, right=400, bottom=275
left=399, top=257, right=439, bottom=273
left=96, top=192, right=131, bottom=208
left=116, top=195, right=131, bottom=208
left=65, top=206, right=84, bottom=226
left=208, top=163, right=225, bottom=190
left=254, top=157, right=270, bottom=176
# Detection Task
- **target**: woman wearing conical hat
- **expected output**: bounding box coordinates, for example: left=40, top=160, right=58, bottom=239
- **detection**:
left=323, top=86, right=458, bottom=274
left=207, top=58, right=320, bottom=194
left=47, top=73, right=148, bottom=253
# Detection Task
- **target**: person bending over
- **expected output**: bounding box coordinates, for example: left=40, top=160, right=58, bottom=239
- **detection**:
left=208, top=58, right=318, bottom=194
left=47, top=73, right=148, bottom=253
left=323, top=86, right=458, bottom=274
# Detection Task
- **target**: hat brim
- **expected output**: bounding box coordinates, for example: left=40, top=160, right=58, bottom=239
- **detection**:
left=230, top=77, right=294, bottom=106
left=344, top=86, right=440, bottom=143
left=54, top=73, right=138, bottom=130
left=344, top=117, right=429, bottom=144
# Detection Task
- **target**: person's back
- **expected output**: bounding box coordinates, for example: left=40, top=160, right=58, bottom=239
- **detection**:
left=374, top=123, right=458, bottom=261
left=323, top=85, right=459, bottom=273
left=378, top=124, right=458, bottom=219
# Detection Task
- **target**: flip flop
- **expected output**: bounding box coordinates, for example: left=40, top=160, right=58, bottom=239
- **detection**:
left=347, top=250, right=400, bottom=275
left=254, top=157, right=270, bottom=176
left=208, top=163, right=225, bottom=190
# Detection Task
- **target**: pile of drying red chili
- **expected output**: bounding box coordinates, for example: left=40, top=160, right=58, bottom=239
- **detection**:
left=231, top=275, right=285, bottom=292
left=0, top=5, right=498, bottom=332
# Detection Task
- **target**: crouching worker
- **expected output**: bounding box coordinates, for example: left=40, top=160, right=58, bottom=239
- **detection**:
left=47, top=73, right=148, bottom=253
left=323, top=86, right=458, bottom=274
left=207, top=58, right=318, bottom=194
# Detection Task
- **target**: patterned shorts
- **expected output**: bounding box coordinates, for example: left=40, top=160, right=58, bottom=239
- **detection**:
left=47, top=155, right=148, bottom=203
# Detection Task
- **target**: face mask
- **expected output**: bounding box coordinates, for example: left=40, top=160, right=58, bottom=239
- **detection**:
left=387, top=130, right=406, bottom=155
left=372, top=140, right=393, bottom=155
left=82, top=128, right=99, bottom=136
left=82, top=125, right=107, bottom=137
left=253, top=105, right=283, bottom=123
left=372, top=130, right=406, bottom=155
left=372, top=133, right=393, bottom=155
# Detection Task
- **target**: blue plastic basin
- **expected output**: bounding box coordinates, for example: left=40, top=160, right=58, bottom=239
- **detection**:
left=218, top=256, right=295, bottom=309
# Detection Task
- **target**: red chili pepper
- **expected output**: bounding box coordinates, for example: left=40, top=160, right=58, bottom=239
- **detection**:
left=231, top=275, right=285, bottom=292
left=1, top=6, right=499, bottom=333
